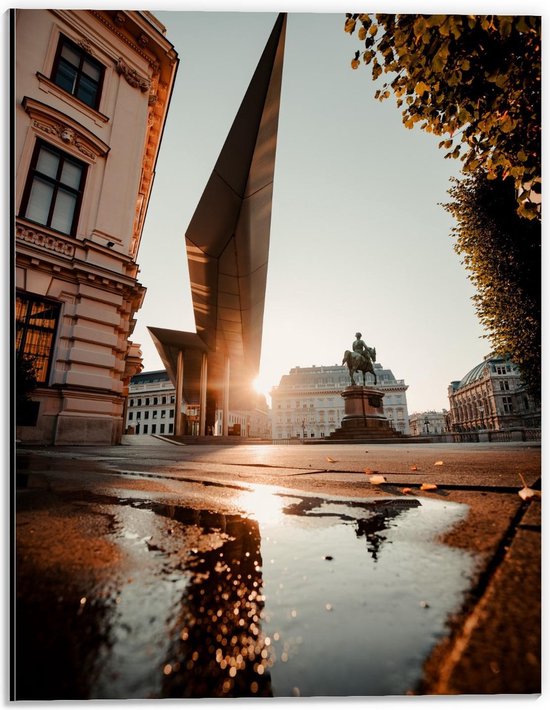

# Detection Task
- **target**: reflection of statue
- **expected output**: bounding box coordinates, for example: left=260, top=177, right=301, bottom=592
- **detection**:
left=342, top=332, right=377, bottom=386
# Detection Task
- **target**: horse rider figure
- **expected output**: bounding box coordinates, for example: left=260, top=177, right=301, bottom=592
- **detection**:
left=353, top=332, right=373, bottom=365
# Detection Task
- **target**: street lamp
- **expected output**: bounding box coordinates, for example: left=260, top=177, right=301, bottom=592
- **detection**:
left=424, top=417, right=430, bottom=434
left=302, top=419, right=306, bottom=438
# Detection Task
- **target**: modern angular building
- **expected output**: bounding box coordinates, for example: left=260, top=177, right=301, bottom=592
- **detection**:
left=270, top=363, right=410, bottom=439
left=447, top=354, right=540, bottom=432
left=14, top=9, right=178, bottom=444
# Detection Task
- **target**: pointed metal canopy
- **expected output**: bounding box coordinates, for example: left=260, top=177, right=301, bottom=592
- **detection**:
left=184, top=13, right=287, bottom=376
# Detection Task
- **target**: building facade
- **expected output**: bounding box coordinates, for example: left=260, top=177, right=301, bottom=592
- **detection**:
left=447, top=354, right=540, bottom=432
left=409, top=410, right=448, bottom=436
left=15, top=9, right=178, bottom=444
left=270, top=363, right=410, bottom=439
left=125, top=370, right=272, bottom=439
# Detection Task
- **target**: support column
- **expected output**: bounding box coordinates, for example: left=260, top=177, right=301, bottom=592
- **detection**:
left=199, top=352, right=208, bottom=436
left=222, top=355, right=230, bottom=437
left=175, top=350, right=184, bottom=436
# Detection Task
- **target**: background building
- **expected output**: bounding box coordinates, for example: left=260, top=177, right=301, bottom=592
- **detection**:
left=409, top=410, right=448, bottom=436
left=447, top=354, right=540, bottom=432
left=15, top=9, right=178, bottom=444
left=125, top=370, right=271, bottom=438
left=270, top=363, right=409, bottom=439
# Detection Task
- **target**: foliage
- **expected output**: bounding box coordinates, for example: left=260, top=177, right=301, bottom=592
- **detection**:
left=444, top=171, right=541, bottom=400
left=345, top=14, right=541, bottom=219
left=16, top=352, right=38, bottom=407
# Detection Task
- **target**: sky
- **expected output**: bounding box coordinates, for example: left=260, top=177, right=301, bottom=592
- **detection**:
left=133, top=3, right=498, bottom=414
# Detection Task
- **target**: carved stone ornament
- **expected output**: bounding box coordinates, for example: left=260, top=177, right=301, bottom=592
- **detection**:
left=77, top=38, right=94, bottom=55
left=32, top=119, right=95, bottom=159
left=16, top=224, right=75, bottom=258
left=115, top=57, right=150, bottom=92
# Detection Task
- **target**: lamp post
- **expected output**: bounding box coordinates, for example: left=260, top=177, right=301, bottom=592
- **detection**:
left=302, top=419, right=306, bottom=438
left=424, top=417, right=430, bottom=434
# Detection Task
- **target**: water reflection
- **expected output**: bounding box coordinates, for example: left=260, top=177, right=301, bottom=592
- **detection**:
left=16, top=487, right=473, bottom=699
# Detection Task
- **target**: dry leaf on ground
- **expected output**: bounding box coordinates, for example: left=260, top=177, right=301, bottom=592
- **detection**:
left=401, top=487, right=413, bottom=494
left=434, top=461, right=444, bottom=466
left=410, top=465, right=418, bottom=471
left=364, top=467, right=378, bottom=475
left=420, top=482, right=438, bottom=491
left=369, top=474, right=387, bottom=485
left=518, top=473, right=541, bottom=500
left=326, top=456, right=336, bottom=463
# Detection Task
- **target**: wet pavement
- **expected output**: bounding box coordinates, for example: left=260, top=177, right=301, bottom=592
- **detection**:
left=14, top=441, right=541, bottom=699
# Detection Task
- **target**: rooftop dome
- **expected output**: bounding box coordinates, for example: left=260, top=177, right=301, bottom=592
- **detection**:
left=457, top=355, right=512, bottom=390
left=458, top=362, right=489, bottom=389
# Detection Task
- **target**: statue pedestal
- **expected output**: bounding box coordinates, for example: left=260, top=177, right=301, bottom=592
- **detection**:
left=328, top=386, right=404, bottom=440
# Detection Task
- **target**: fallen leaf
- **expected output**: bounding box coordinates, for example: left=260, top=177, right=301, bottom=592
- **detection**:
left=420, top=482, right=438, bottom=491
left=364, top=467, right=378, bottom=475
left=410, top=465, right=418, bottom=471
left=369, top=474, right=387, bottom=485
left=326, top=456, right=336, bottom=463
left=434, top=461, right=444, bottom=466
left=401, top=487, right=413, bottom=494
left=518, top=473, right=541, bottom=500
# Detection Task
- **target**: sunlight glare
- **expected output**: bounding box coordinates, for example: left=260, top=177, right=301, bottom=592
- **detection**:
left=238, top=486, right=285, bottom=526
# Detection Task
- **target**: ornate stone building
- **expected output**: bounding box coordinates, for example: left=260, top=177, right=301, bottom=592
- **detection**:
left=408, top=410, right=448, bottom=436
left=15, top=10, right=178, bottom=444
left=270, top=363, right=410, bottom=439
left=447, top=354, right=540, bottom=432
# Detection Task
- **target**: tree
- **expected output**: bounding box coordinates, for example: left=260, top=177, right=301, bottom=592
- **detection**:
left=444, top=170, right=541, bottom=400
left=345, top=14, right=541, bottom=219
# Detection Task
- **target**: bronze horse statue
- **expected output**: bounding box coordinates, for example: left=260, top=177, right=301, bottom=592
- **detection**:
left=342, top=347, right=377, bottom=386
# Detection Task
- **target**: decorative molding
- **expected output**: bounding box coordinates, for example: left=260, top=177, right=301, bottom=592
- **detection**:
left=16, top=223, right=75, bottom=258
left=32, top=119, right=96, bottom=159
left=77, top=38, right=94, bottom=55
left=23, top=96, right=110, bottom=160
left=115, top=57, right=150, bottom=92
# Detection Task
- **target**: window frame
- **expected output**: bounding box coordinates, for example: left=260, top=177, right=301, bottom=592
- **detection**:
left=51, top=35, right=105, bottom=110
left=15, top=292, right=61, bottom=385
left=19, top=139, right=87, bottom=236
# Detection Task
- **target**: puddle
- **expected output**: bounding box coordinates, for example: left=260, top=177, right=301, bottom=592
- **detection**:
left=16, top=485, right=475, bottom=699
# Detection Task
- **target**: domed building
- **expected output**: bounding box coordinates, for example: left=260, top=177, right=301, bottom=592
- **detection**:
left=447, top=354, right=540, bottom=432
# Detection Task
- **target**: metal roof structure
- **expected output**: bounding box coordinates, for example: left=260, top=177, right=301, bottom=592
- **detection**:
left=184, top=12, right=286, bottom=373
left=148, top=15, right=286, bottom=429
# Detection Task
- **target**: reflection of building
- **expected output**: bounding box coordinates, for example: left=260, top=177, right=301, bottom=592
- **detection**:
left=270, top=363, right=410, bottom=439
left=409, top=410, right=448, bottom=436
left=448, top=354, right=540, bottom=431
left=15, top=9, right=178, bottom=444
left=125, top=369, right=271, bottom=438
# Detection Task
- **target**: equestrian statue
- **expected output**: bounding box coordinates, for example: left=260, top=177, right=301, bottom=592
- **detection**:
left=342, top=332, right=377, bottom=386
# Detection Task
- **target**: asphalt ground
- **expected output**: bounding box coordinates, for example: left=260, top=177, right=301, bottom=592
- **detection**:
left=13, top=439, right=543, bottom=701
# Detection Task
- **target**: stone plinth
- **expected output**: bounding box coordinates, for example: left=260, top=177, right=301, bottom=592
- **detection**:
left=328, top=386, right=405, bottom=440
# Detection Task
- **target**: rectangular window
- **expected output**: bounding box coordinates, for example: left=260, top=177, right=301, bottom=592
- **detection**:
left=145, top=398, right=150, bottom=406
left=152, top=410, right=157, bottom=419
left=20, top=141, right=86, bottom=236
left=169, top=423, right=174, bottom=433
left=151, top=424, right=156, bottom=434
left=144, top=411, right=149, bottom=419
left=169, top=409, right=175, bottom=417
left=143, top=424, right=148, bottom=434
left=160, top=424, right=165, bottom=434
left=16, top=293, right=60, bottom=384
left=161, top=410, right=166, bottom=418
left=136, top=411, right=141, bottom=419
left=51, top=36, right=104, bottom=109
left=137, top=398, right=141, bottom=406
left=128, top=412, right=133, bottom=420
